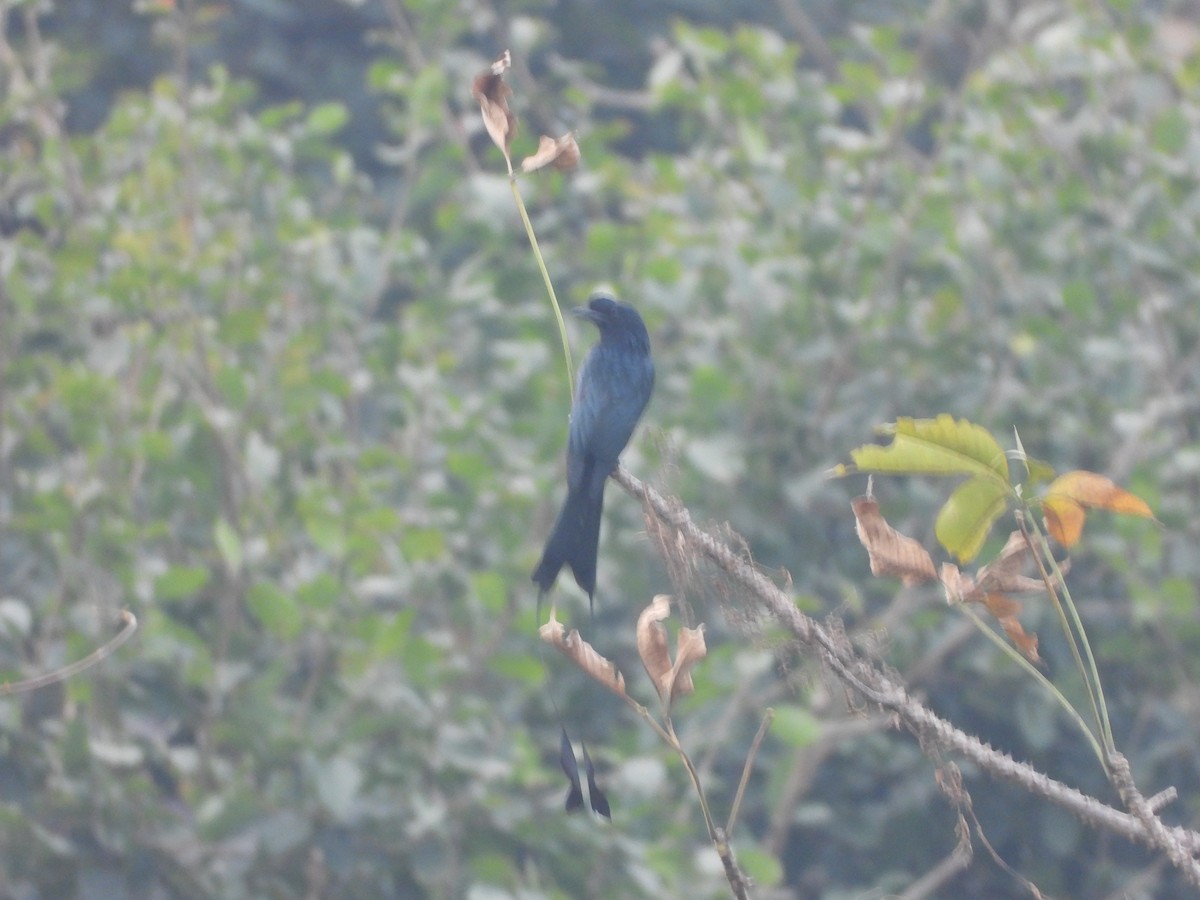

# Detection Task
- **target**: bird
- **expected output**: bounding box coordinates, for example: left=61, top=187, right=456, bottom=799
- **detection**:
left=532, top=293, right=655, bottom=610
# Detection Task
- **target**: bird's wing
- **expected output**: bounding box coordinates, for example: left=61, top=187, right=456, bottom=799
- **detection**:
left=566, top=351, right=610, bottom=494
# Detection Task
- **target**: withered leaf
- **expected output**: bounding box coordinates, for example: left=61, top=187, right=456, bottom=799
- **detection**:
left=941, top=563, right=1040, bottom=663
left=636, top=594, right=672, bottom=697
left=995, top=603, right=1040, bottom=662
left=664, top=625, right=707, bottom=703
left=636, top=595, right=707, bottom=706
left=520, top=133, right=581, bottom=173
left=940, top=562, right=976, bottom=603
left=540, top=610, right=626, bottom=697
left=1042, top=471, right=1155, bottom=547
left=471, top=50, right=516, bottom=167
left=975, top=531, right=1044, bottom=595
left=852, top=495, right=937, bottom=585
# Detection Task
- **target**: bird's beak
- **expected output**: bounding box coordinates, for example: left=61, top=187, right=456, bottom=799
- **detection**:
left=572, top=306, right=599, bottom=323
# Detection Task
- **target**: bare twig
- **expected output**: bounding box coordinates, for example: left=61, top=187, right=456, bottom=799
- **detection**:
left=0, top=610, right=138, bottom=695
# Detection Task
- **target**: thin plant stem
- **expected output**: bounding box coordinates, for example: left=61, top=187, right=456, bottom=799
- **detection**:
left=0, top=610, right=138, bottom=695
left=663, top=714, right=719, bottom=842
left=726, top=708, right=774, bottom=838
left=509, top=175, right=574, bottom=396
left=1017, top=509, right=1114, bottom=754
left=957, top=602, right=1106, bottom=766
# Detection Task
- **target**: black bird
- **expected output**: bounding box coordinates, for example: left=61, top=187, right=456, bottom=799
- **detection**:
left=532, top=294, right=655, bottom=608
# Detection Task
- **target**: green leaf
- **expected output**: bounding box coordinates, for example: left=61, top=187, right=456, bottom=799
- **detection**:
left=471, top=571, right=507, bottom=612
left=246, top=582, right=303, bottom=641
left=489, top=653, right=544, bottom=684
left=737, top=846, right=784, bottom=887
left=154, top=565, right=211, bottom=601
left=213, top=517, right=243, bottom=574
left=296, top=573, right=340, bottom=610
left=1151, top=108, right=1188, bottom=155
left=401, top=526, right=445, bottom=562
left=1061, top=279, right=1095, bottom=317
left=771, top=704, right=822, bottom=747
left=305, top=102, right=349, bottom=136
left=849, top=416, right=1010, bottom=485
left=367, top=609, right=414, bottom=659
left=935, top=477, right=1010, bottom=563
left=1020, top=456, right=1057, bottom=489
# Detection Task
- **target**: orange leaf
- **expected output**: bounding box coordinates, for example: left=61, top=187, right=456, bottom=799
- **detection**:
left=1042, top=471, right=1153, bottom=547
left=1042, top=494, right=1085, bottom=546
left=851, top=496, right=937, bottom=586
left=997, top=607, right=1040, bottom=663
left=980, top=592, right=1022, bottom=619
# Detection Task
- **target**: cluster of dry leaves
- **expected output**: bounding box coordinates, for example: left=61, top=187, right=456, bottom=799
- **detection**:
left=539, top=595, right=707, bottom=708
left=471, top=50, right=580, bottom=174
left=539, top=596, right=707, bottom=818
left=853, top=495, right=1048, bottom=660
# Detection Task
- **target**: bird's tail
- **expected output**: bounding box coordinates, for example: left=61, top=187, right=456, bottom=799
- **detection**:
left=532, top=482, right=604, bottom=609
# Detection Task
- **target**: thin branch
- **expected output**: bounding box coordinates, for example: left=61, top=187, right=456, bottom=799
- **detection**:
left=0, top=610, right=138, bottom=695
left=726, top=707, right=774, bottom=838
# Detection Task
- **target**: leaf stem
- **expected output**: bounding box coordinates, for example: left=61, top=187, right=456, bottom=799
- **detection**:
left=957, top=602, right=1106, bottom=766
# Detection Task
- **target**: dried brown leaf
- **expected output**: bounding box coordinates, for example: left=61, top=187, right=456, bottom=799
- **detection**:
left=471, top=50, right=516, bottom=167
left=975, top=531, right=1044, bottom=595
left=520, top=132, right=581, bottom=173
left=665, top=625, right=707, bottom=703
left=540, top=610, right=626, bottom=697
left=636, top=594, right=672, bottom=700
left=940, top=562, right=976, bottom=603
left=941, top=563, right=1040, bottom=663
left=980, top=592, right=1022, bottom=620
left=852, top=496, right=937, bottom=585
left=998, top=609, right=1040, bottom=662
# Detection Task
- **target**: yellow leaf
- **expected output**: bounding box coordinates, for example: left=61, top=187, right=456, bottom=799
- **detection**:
left=848, top=416, right=1010, bottom=485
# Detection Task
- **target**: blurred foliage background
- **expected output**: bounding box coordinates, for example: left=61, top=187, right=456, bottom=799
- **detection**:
left=2, top=0, right=1199, bottom=897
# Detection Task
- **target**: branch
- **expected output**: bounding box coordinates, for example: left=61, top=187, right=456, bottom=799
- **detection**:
left=613, top=465, right=1200, bottom=883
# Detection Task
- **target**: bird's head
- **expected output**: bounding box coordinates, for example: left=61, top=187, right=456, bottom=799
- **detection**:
left=573, top=294, right=648, bottom=344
